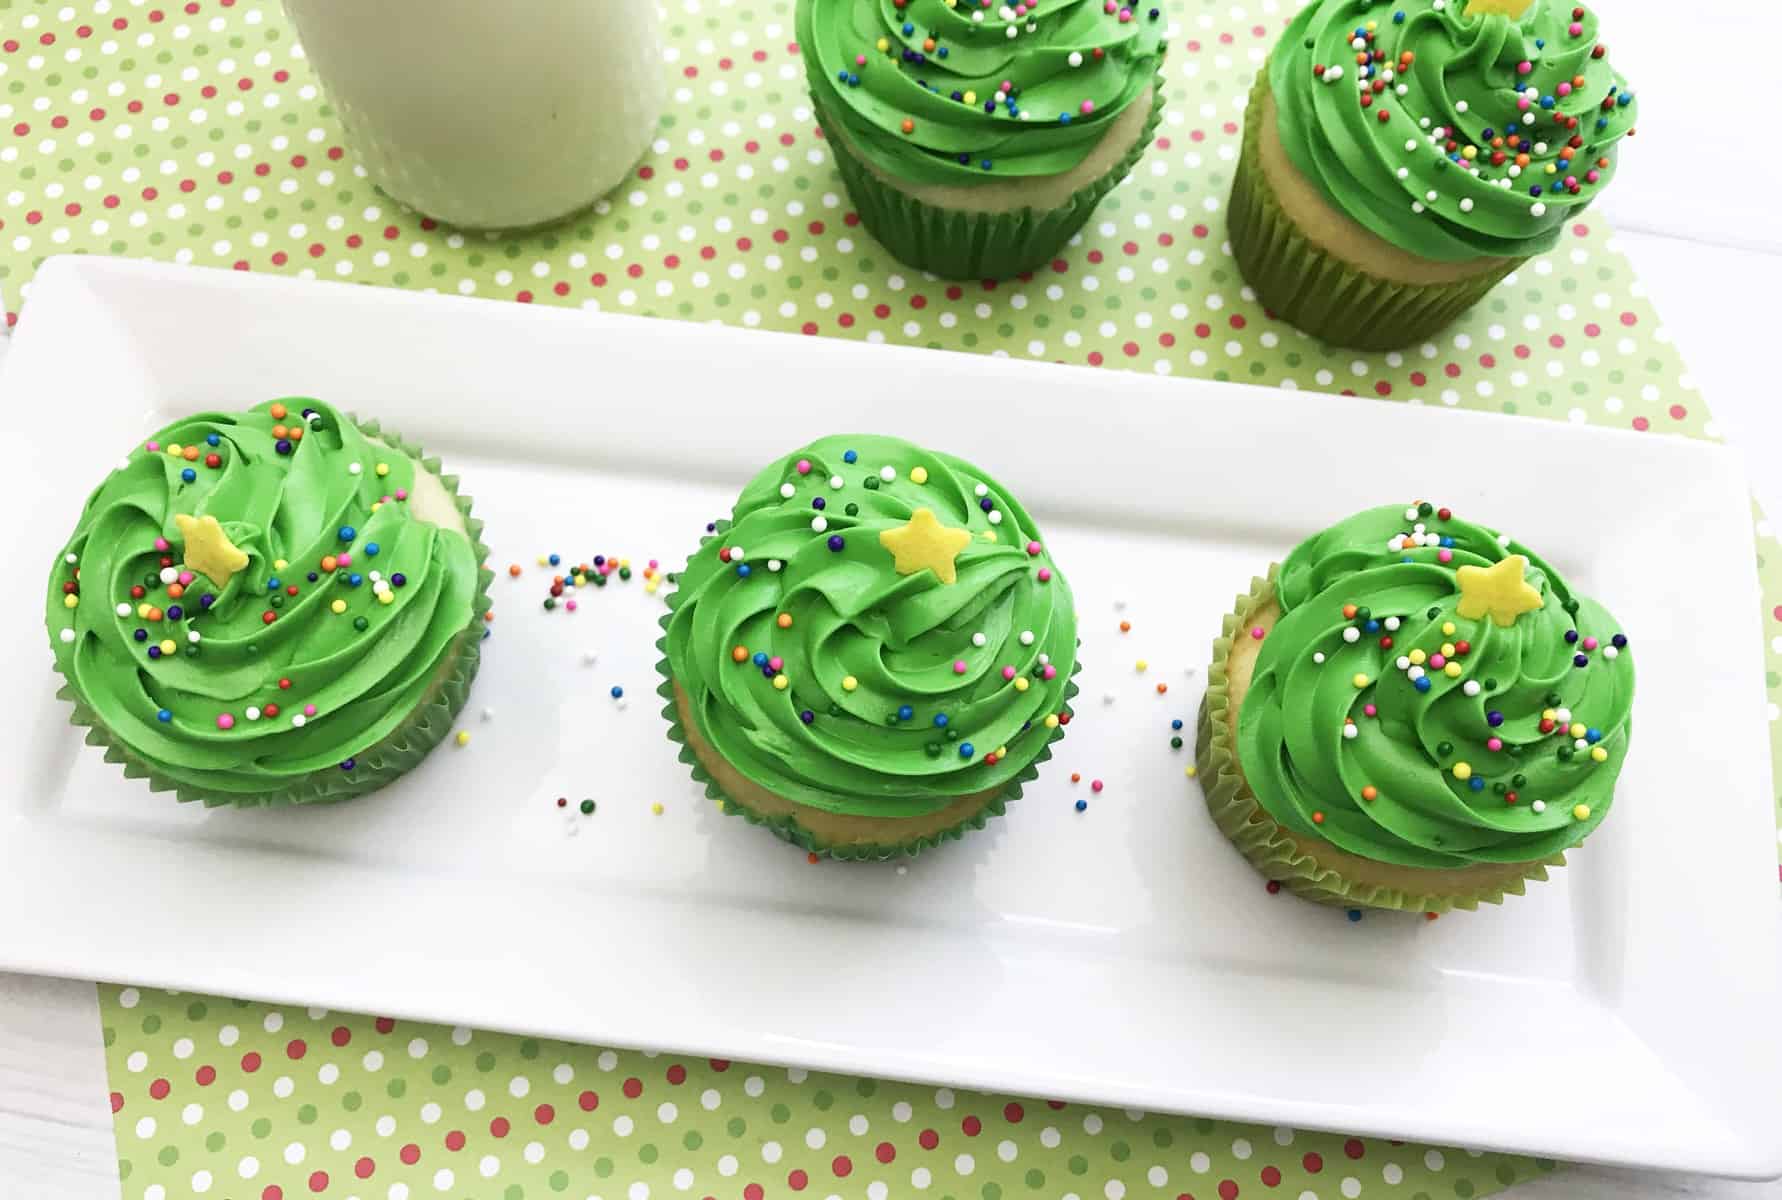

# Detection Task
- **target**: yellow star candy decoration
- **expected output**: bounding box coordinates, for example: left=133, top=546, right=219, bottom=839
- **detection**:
left=879, top=508, right=972, bottom=585
left=174, top=512, right=250, bottom=588
left=1455, top=554, right=1543, bottom=628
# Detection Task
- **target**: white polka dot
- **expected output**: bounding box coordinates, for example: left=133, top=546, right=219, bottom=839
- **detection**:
left=762, top=1140, right=782, bottom=1163
left=271, top=1076, right=294, bottom=1099
left=261, top=1011, right=283, bottom=1033
left=216, top=1024, right=239, bottom=1047
left=478, top=1154, right=500, bottom=1178
left=1190, top=1152, right=1211, bottom=1174
left=135, top=1116, right=157, bottom=1139
left=718, top=1155, right=739, bottom=1176
left=997, top=1139, right=1017, bottom=1162
left=954, top=1154, right=975, bottom=1176
left=376, top=1115, right=396, bottom=1137
left=1383, top=1163, right=1404, bottom=1184
left=552, top=1063, right=574, bottom=1085
left=362, top=1050, right=384, bottom=1072
left=1232, top=1137, right=1253, bottom=1159
left=744, top=1075, right=765, bottom=1097
left=236, top=1155, right=259, bottom=1179
left=628, top=1183, right=650, bottom=1200
left=614, top=1115, right=635, bottom=1136
left=1341, top=1177, right=1362, bottom=1198
left=125, top=1051, right=148, bottom=1073
left=524, top=1141, right=545, bottom=1164
left=1425, top=1150, right=1446, bottom=1171
left=912, top=1167, right=932, bottom=1189
left=673, top=1167, right=694, bottom=1190
left=181, top=1102, right=203, bottom=1125
left=282, top=1141, right=306, bottom=1165
left=658, top=1102, right=678, bottom=1123
left=433, top=1167, right=455, bottom=1191
left=329, top=1128, right=351, bottom=1152
left=227, top=1089, right=249, bottom=1112
left=508, top=1075, right=530, bottom=1098
left=1147, top=1165, right=1168, bottom=1186
left=1040, top=1126, right=1061, bottom=1148
left=406, top=1037, right=427, bottom=1058
left=1082, top=1113, right=1103, bottom=1135
left=420, top=1102, right=441, bottom=1124
left=597, top=1050, right=619, bottom=1071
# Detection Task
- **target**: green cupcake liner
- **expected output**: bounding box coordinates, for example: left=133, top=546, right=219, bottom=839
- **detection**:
left=811, top=78, right=1165, bottom=282
left=1194, top=566, right=1560, bottom=913
left=1227, top=70, right=1521, bottom=352
left=54, top=413, right=495, bottom=809
left=654, top=520, right=1079, bottom=861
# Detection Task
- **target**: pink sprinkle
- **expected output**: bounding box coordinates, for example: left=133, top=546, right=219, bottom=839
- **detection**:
left=1518, top=96, right=1532, bottom=111
left=1582, top=636, right=1598, bottom=650
left=336, top=553, right=352, bottom=567
left=1037, top=567, right=1053, bottom=582
left=1429, top=653, right=1447, bottom=669
left=768, top=655, right=784, bottom=672
left=1556, top=81, right=1572, bottom=97
left=1364, top=703, right=1377, bottom=717
left=1568, top=20, right=1583, bottom=34
left=648, top=559, right=659, bottom=570
left=146, top=441, right=161, bottom=452
left=795, top=459, right=812, bottom=475
left=854, top=53, right=866, bottom=65
left=154, top=537, right=170, bottom=551
left=303, top=704, right=317, bottom=717
left=1586, top=169, right=1600, bottom=183
left=566, top=599, right=578, bottom=612
left=1517, top=60, right=1532, bottom=74
left=1080, top=99, right=1095, bottom=115
left=1001, top=80, right=1013, bottom=93
left=394, top=489, right=408, bottom=501
left=1090, top=779, right=1104, bottom=793
left=1437, top=548, right=1453, bottom=563
left=1118, top=7, right=1132, bottom=20
left=953, top=660, right=968, bottom=674
left=1025, top=541, right=1042, bottom=556
left=178, top=571, right=194, bottom=585
left=216, top=713, right=234, bottom=730
left=1250, top=626, right=1265, bottom=640
left=1042, top=664, right=1057, bottom=680
left=1001, top=666, right=1017, bottom=680
left=1104, top=0, right=1115, bottom=10
left=1487, top=737, right=1504, bottom=752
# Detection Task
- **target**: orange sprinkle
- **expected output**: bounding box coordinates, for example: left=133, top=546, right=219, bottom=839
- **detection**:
left=807, top=852, right=820, bottom=865
left=922, top=37, right=935, bottom=51
left=269, top=403, right=288, bottom=419
left=1118, top=620, right=1131, bottom=633
left=321, top=555, right=338, bottom=572
left=1515, top=153, right=1531, bottom=167
left=483, top=610, right=495, bottom=622
left=166, top=584, right=184, bottom=599
left=1155, top=683, right=1168, bottom=694
left=731, top=645, right=749, bottom=663
left=288, top=426, right=303, bottom=442
left=1070, top=773, right=1081, bottom=783
left=272, top=424, right=288, bottom=439
left=1312, top=811, right=1325, bottom=825
left=900, top=118, right=915, bottom=134
left=1341, top=604, right=1358, bottom=619
left=1424, top=912, right=1440, bottom=922
left=182, top=446, right=199, bottom=461
left=1361, top=785, right=1378, bottom=802
left=508, top=564, right=522, bottom=577
left=147, top=607, right=163, bottom=621
left=776, top=613, right=793, bottom=629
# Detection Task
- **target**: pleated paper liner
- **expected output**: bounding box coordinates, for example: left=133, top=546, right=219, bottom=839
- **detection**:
left=1195, top=565, right=1563, bottom=914
left=811, top=77, right=1165, bottom=282
left=54, top=413, right=495, bottom=809
left=1227, top=70, right=1522, bottom=352
left=655, top=521, right=1079, bottom=861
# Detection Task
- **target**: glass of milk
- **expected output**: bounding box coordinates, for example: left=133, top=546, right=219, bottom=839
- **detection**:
left=281, top=0, right=664, bottom=230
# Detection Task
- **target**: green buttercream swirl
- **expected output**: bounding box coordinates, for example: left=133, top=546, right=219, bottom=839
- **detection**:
left=1237, top=503, right=1633, bottom=868
left=665, top=435, right=1077, bottom=817
left=45, top=400, right=482, bottom=796
left=1268, top=0, right=1637, bottom=261
left=798, top=0, right=1167, bottom=184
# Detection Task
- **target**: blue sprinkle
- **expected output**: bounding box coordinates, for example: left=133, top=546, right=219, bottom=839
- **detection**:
left=1530, top=185, right=1545, bottom=197
left=1540, top=95, right=1556, bottom=110
left=937, top=46, right=947, bottom=57
left=1573, top=653, right=1589, bottom=668
left=957, top=152, right=971, bottom=165
left=902, top=20, right=913, bottom=33
left=548, top=553, right=561, bottom=566
left=933, top=713, right=948, bottom=728
left=206, top=433, right=220, bottom=446
left=898, top=705, right=914, bottom=721
left=156, top=709, right=172, bottom=722
left=147, top=646, right=161, bottom=659
left=761, top=664, right=776, bottom=679
left=843, top=450, right=858, bottom=463
left=1440, top=536, right=1454, bottom=548
left=1401, top=555, right=1414, bottom=563
left=199, top=593, right=215, bottom=608
left=1487, top=711, right=1505, bottom=727
left=134, top=629, right=147, bottom=642
left=1074, top=799, right=1087, bottom=812
left=848, top=73, right=860, bottom=86
left=1611, top=633, right=1627, bottom=648
left=1596, top=117, right=1609, bottom=130
left=267, top=578, right=282, bottom=591
left=338, top=525, right=357, bottom=542
left=347, top=572, right=364, bottom=587
left=981, top=159, right=992, bottom=171
left=181, top=468, right=196, bottom=483
left=274, top=439, right=292, bottom=456
left=736, top=563, right=752, bottom=577
left=166, top=606, right=182, bottom=620
left=610, top=686, right=624, bottom=699
left=838, top=69, right=849, bottom=82
left=1414, top=676, right=1433, bottom=693
left=364, top=542, right=380, bottom=557
left=800, top=709, right=815, bottom=725
left=812, top=496, right=826, bottom=511
left=594, top=555, right=606, bottom=567
left=1347, top=909, right=1363, bottom=923
left=1364, top=619, right=1380, bottom=633
left=340, top=758, right=356, bottom=771
left=1585, top=728, right=1601, bottom=743
left=984, top=100, right=996, bottom=113
left=959, top=742, right=975, bottom=758
left=1618, top=93, right=1633, bottom=106
left=1468, top=777, right=1485, bottom=792
left=1059, top=113, right=1072, bottom=124
left=391, top=573, right=406, bottom=587
left=1392, top=9, right=1405, bottom=21
left=1564, top=629, right=1580, bottom=644
left=1171, top=718, right=1183, bottom=731
left=1535, top=37, right=1545, bottom=48
left=980, top=497, right=994, bottom=512
left=753, top=652, right=768, bottom=666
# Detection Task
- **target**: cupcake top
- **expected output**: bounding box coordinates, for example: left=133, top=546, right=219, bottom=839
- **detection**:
left=1237, top=502, right=1633, bottom=869
left=46, top=400, right=485, bottom=797
left=1268, top=0, right=1637, bottom=261
left=662, top=435, right=1077, bottom=817
left=798, top=0, right=1167, bottom=184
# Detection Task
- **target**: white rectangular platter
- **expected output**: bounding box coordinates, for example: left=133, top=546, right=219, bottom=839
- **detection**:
left=2, top=255, right=1778, bottom=1178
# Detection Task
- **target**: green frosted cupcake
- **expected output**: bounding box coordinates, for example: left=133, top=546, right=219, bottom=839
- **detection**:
left=1196, top=502, right=1633, bottom=913
left=797, top=0, right=1167, bottom=280
left=658, top=435, right=1078, bottom=859
left=1227, top=0, right=1638, bottom=349
left=46, top=400, right=492, bottom=807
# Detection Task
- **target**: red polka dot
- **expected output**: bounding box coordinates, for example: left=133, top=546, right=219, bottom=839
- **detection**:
left=240, top=1052, right=261, bottom=1073
left=1772, top=606, right=1781, bottom=622
left=534, top=1104, right=555, bottom=1125
left=354, top=1156, right=375, bottom=1179
left=1003, top=1102, right=1024, bottom=1123
left=1344, top=1138, right=1366, bottom=1159
left=1631, top=416, right=1649, bottom=431
left=195, top=1066, right=216, bottom=1087
left=445, top=1130, right=466, bottom=1151
left=261, top=1188, right=283, bottom=1200
left=787, top=1169, right=808, bottom=1190
left=1620, top=311, right=1637, bottom=326
left=622, top=1077, right=643, bottom=1099
left=307, top=1171, right=328, bottom=1193
left=833, top=1155, right=853, bottom=1177
left=910, top=294, right=927, bottom=309
left=1478, top=353, right=1495, bottom=369
left=1572, top=222, right=1590, bottom=237
left=1409, top=371, right=1427, bottom=386
left=918, top=1129, right=939, bottom=1150
left=962, top=1115, right=982, bottom=1136
left=1668, top=404, right=1687, bottom=420
left=1230, top=314, right=1247, bottom=330
left=286, top=1039, right=307, bottom=1060
left=1219, top=1181, right=1240, bottom=1200
left=148, top=1078, right=170, bottom=1100
left=744, top=1186, right=764, bottom=1200
left=578, top=1090, right=600, bottom=1111
left=109, top=1092, right=124, bottom=1113
left=1087, top=351, right=1104, bottom=367
left=1122, top=341, right=1139, bottom=357
left=1443, top=363, right=1461, bottom=378
left=875, top=1142, right=896, bottom=1163
left=490, top=1117, right=510, bottom=1138
left=399, top=1143, right=420, bottom=1165
left=1584, top=322, right=1602, bottom=337
left=1260, top=1166, right=1282, bottom=1187
left=553, top=282, right=570, bottom=296
left=1302, top=1152, right=1323, bottom=1173
left=373, top=1017, right=395, bottom=1035
left=1374, top=381, right=1392, bottom=397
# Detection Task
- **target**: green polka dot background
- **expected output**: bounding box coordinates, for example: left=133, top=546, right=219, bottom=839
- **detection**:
left=4, top=0, right=1782, bottom=1194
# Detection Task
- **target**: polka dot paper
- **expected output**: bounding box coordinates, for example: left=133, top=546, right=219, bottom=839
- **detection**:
left=2, top=0, right=1779, bottom=1194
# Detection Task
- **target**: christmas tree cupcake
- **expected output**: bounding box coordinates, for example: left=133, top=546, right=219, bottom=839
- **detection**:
left=1197, top=503, right=1632, bottom=913
left=797, top=0, right=1168, bottom=280
left=46, top=400, right=492, bottom=806
left=658, top=435, right=1078, bottom=859
left=1227, top=0, right=1638, bottom=348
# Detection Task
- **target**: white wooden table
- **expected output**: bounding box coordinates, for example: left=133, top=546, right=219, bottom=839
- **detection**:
left=3, top=5, right=1780, bottom=1194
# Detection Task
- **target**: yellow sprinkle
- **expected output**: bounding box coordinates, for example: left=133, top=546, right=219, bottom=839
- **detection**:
left=1572, top=803, right=1591, bottom=821
left=378, top=591, right=395, bottom=605
left=716, top=800, right=726, bottom=812
left=619, top=558, right=631, bottom=569
left=1452, top=762, right=1472, bottom=780
left=63, top=593, right=79, bottom=609
left=273, top=558, right=288, bottom=571
left=1185, top=765, right=1198, bottom=778
left=963, top=90, right=977, bottom=105
left=910, top=466, right=929, bottom=484
left=1043, top=714, right=1059, bottom=729
left=1590, top=746, right=1608, bottom=762
left=370, top=502, right=382, bottom=513
left=166, top=443, right=181, bottom=456
left=1569, top=722, right=1586, bottom=738
left=1014, top=676, right=1030, bottom=692
left=645, top=580, right=659, bottom=594
left=1443, top=662, right=1462, bottom=678
left=331, top=599, right=347, bottom=614
left=138, top=603, right=153, bottom=619
left=573, top=574, right=587, bottom=587
left=876, top=36, right=889, bottom=51
left=651, top=802, right=665, bottom=815
left=1461, top=145, right=1477, bottom=160
left=1440, top=642, right=1456, bottom=657
left=455, top=731, right=470, bottom=747
left=1441, top=622, right=1456, bottom=636
left=1352, top=673, right=1370, bottom=688
left=375, top=462, right=389, bottom=477
left=773, top=674, right=789, bottom=690
left=1545, top=163, right=1558, bottom=174
left=537, top=556, right=549, bottom=566
left=1135, top=659, right=1148, bottom=672
left=1365, top=18, right=1377, bottom=30
left=842, top=675, right=859, bottom=692
left=158, top=639, right=176, bottom=655
left=1542, top=708, right=1558, bottom=722
left=1408, top=649, right=1427, bottom=665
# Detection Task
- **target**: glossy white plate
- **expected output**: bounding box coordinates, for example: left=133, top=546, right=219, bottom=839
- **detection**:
left=1, top=256, right=1777, bottom=1178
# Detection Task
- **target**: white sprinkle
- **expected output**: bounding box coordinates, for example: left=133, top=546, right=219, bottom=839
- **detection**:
left=1397, top=167, right=1410, bottom=180
left=1404, top=139, right=1418, bottom=152
left=1531, top=799, right=1546, bottom=814
left=971, top=632, right=987, bottom=647
left=879, top=466, right=895, bottom=482
left=1067, top=50, right=1083, bottom=67
left=292, top=714, right=307, bottom=728
left=1460, top=198, right=1474, bottom=213
left=1324, top=64, right=1344, bottom=82
left=1343, top=724, right=1358, bottom=740
left=159, top=566, right=179, bottom=584
left=1005, top=25, right=1017, bottom=37
left=1350, top=35, right=1367, bottom=49
left=810, top=515, right=828, bottom=533
left=974, top=483, right=989, bottom=497
left=481, top=707, right=495, bottom=721
left=1556, top=708, right=1572, bottom=724
left=1342, top=628, right=1361, bottom=644
left=1404, top=507, right=1419, bottom=520
left=987, top=510, right=1003, bottom=525
left=1530, top=201, right=1548, bottom=218
left=1455, top=99, right=1468, bottom=113
left=1425, top=190, right=1438, bottom=203
left=1432, top=0, right=1444, bottom=8
left=348, top=462, right=362, bottom=476
left=369, top=571, right=382, bottom=583
left=1408, top=666, right=1426, bottom=681
left=188, top=630, right=201, bottom=644
left=117, top=603, right=132, bottom=617
left=1463, top=681, right=1482, bottom=697
left=1384, top=617, right=1401, bottom=631
left=1419, top=116, right=1431, bottom=129
left=779, top=483, right=796, bottom=499
left=59, top=628, right=75, bottom=644
left=729, top=546, right=745, bottom=561
left=829, top=475, right=844, bottom=489
left=245, top=707, right=261, bottom=721
left=1533, top=141, right=1549, bottom=155
left=64, top=552, right=79, bottom=565
left=118, top=459, right=131, bottom=471
left=767, top=559, right=783, bottom=572
left=1037, top=653, right=1050, bottom=666
left=1313, top=652, right=1327, bottom=664
left=1575, top=738, right=1588, bottom=751
left=1019, top=630, right=1035, bottom=646
left=1396, top=83, right=1408, bottom=95
left=1603, top=645, right=1620, bottom=659
left=1396, top=656, right=1412, bottom=670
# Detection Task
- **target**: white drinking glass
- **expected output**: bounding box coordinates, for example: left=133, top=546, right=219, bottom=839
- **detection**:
left=281, top=0, right=664, bottom=229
